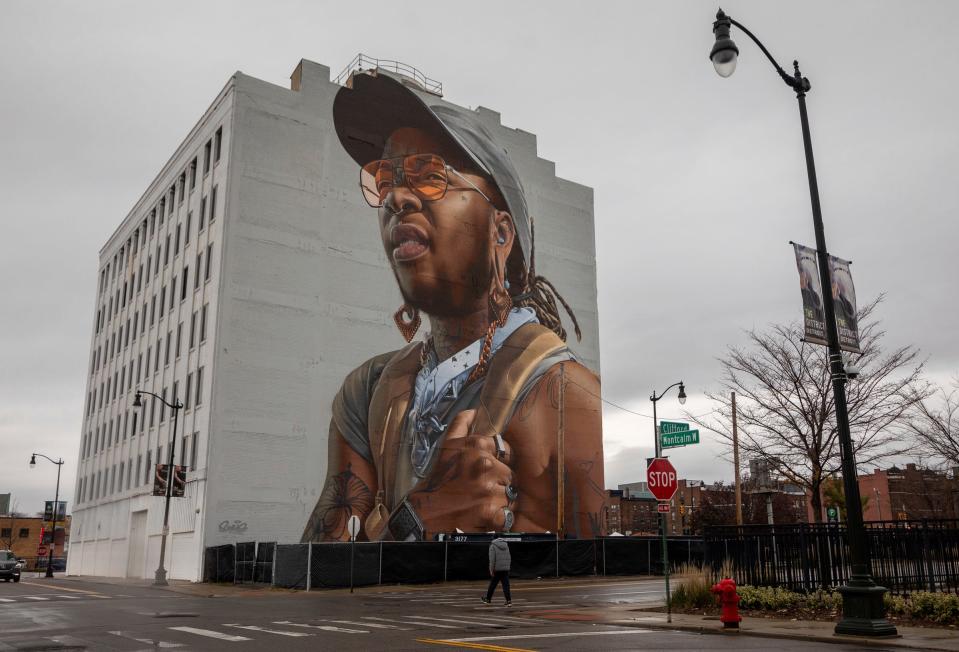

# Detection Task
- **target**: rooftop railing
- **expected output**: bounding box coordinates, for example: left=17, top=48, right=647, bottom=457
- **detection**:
left=334, top=54, right=443, bottom=96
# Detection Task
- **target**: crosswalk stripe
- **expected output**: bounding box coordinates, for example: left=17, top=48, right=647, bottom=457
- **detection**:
left=406, top=615, right=506, bottom=627
left=0, top=598, right=15, bottom=602
left=328, top=620, right=405, bottom=630
left=450, top=629, right=653, bottom=642
left=364, top=616, right=457, bottom=629
left=169, top=626, right=251, bottom=642
left=109, top=631, right=184, bottom=648
left=224, top=624, right=311, bottom=637
left=272, top=621, right=367, bottom=634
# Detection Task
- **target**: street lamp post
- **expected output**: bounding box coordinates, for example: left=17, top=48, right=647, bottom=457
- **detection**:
left=650, top=381, right=686, bottom=624
left=29, top=453, right=64, bottom=578
left=133, top=389, right=183, bottom=586
left=708, top=9, right=897, bottom=637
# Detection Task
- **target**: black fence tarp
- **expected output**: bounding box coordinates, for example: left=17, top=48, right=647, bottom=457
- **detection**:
left=381, top=542, right=446, bottom=584
left=253, top=542, right=275, bottom=584
left=310, top=542, right=381, bottom=588
left=205, top=536, right=705, bottom=588
left=235, top=541, right=256, bottom=584
left=273, top=543, right=309, bottom=589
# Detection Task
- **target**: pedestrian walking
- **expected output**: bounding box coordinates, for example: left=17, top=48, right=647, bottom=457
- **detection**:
left=482, top=537, right=512, bottom=606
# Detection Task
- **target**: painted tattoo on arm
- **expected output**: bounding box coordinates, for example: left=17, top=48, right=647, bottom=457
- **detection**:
left=302, top=463, right=373, bottom=541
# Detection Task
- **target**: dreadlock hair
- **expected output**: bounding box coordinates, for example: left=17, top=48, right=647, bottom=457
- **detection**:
left=511, top=215, right=582, bottom=343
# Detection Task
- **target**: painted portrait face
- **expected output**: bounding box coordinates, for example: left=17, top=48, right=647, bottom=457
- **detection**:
left=374, top=127, right=512, bottom=317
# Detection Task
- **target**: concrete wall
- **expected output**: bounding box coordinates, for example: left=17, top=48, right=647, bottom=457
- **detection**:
left=203, top=59, right=600, bottom=548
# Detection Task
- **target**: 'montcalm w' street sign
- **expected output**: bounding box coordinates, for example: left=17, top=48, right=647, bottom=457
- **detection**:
left=659, top=421, right=700, bottom=449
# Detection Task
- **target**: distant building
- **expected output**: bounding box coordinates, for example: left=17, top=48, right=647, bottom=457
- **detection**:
left=1, top=515, right=71, bottom=561
left=840, top=463, right=959, bottom=523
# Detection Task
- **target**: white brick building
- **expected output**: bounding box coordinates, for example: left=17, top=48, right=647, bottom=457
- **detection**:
left=68, top=58, right=600, bottom=581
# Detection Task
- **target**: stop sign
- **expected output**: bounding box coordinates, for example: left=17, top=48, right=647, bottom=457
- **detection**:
left=647, top=458, right=678, bottom=501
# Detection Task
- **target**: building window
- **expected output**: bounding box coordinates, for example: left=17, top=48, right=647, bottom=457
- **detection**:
left=165, top=331, right=171, bottom=366
left=209, top=186, right=217, bottom=224
left=170, top=277, right=176, bottom=309
left=195, top=367, right=203, bottom=406
left=191, top=432, right=199, bottom=471
left=195, top=252, right=202, bottom=289
left=190, top=158, right=197, bottom=190
left=145, top=451, right=151, bottom=485
left=203, top=139, right=212, bottom=174
left=190, top=310, right=197, bottom=348
left=19, top=528, right=30, bottom=538
left=199, top=196, right=206, bottom=232
left=173, top=381, right=179, bottom=410
left=185, top=211, right=192, bottom=245
left=136, top=455, right=142, bottom=486
left=184, top=372, right=192, bottom=410
left=179, top=173, right=186, bottom=201
left=159, top=199, right=165, bottom=225
left=175, top=321, right=183, bottom=357
left=159, top=287, right=166, bottom=318
left=164, top=235, right=170, bottom=266
left=214, top=127, right=223, bottom=163
left=153, top=338, right=160, bottom=372
left=174, top=224, right=181, bottom=256
left=205, top=244, right=213, bottom=280
left=200, top=303, right=208, bottom=342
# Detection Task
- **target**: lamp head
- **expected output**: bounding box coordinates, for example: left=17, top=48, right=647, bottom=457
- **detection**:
left=29, top=454, right=36, bottom=469
left=710, top=9, right=739, bottom=78
left=133, top=391, right=142, bottom=408
left=678, top=383, right=687, bottom=405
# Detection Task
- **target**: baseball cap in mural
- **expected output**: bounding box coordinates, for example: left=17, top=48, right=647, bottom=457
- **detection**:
left=332, top=70, right=532, bottom=271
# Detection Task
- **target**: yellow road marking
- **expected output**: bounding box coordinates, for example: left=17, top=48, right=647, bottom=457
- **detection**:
left=20, top=581, right=107, bottom=596
left=416, top=639, right=534, bottom=652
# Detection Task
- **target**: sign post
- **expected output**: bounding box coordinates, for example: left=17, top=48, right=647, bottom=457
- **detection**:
left=647, top=456, right=678, bottom=623
left=347, top=515, right=361, bottom=594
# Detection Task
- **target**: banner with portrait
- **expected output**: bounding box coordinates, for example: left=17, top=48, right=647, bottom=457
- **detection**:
left=793, top=243, right=827, bottom=346
left=828, top=255, right=861, bottom=353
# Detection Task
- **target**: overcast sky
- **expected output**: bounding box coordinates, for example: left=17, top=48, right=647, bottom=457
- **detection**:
left=3, top=0, right=957, bottom=514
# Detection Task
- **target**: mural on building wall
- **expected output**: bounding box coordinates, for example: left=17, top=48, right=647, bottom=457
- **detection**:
left=301, top=72, right=605, bottom=542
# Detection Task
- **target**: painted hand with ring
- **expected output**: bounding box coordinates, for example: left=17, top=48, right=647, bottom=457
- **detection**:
left=406, top=408, right=518, bottom=533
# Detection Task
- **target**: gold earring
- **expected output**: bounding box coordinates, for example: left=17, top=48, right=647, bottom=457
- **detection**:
left=393, top=303, right=421, bottom=342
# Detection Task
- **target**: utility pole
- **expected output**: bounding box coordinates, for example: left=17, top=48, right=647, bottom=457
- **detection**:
left=732, top=392, right=743, bottom=525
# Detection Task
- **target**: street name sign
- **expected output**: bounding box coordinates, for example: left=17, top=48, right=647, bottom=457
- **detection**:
left=647, top=458, right=678, bottom=501
left=661, top=429, right=700, bottom=449
left=659, top=421, right=689, bottom=435
left=657, top=502, right=671, bottom=514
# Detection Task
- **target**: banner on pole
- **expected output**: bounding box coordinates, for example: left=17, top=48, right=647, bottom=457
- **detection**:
left=828, top=255, right=861, bottom=353
left=793, top=243, right=827, bottom=346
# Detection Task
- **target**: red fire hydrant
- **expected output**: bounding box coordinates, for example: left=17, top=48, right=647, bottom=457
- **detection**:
left=711, top=577, right=742, bottom=630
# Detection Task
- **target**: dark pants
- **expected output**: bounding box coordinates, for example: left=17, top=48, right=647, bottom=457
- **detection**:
left=486, top=570, right=511, bottom=602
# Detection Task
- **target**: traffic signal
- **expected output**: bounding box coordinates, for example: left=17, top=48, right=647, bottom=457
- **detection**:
left=171, top=465, right=186, bottom=497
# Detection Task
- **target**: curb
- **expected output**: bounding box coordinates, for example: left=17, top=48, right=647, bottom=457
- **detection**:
left=610, top=618, right=955, bottom=651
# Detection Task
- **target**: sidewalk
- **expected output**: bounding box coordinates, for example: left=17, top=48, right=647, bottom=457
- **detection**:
left=602, top=609, right=959, bottom=651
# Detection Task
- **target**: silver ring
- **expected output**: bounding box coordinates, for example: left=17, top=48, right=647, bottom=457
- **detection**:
left=502, top=507, right=514, bottom=532
left=494, top=433, right=507, bottom=461
left=505, top=485, right=519, bottom=502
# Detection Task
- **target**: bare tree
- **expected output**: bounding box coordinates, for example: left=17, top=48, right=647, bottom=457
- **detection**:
left=2, top=498, right=20, bottom=550
left=691, top=297, right=929, bottom=522
left=907, top=375, right=959, bottom=468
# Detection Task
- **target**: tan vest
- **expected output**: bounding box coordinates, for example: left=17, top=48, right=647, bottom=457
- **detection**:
left=363, top=322, right=566, bottom=540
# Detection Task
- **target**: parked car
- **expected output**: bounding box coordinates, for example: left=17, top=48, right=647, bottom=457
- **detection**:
left=0, top=550, right=21, bottom=582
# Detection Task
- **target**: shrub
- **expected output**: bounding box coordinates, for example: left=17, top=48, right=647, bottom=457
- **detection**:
left=908, top=592, right=959, bottom=624
left=737, top=585, right=800, bottom=610
left=669, top=564, right=715, bottom=610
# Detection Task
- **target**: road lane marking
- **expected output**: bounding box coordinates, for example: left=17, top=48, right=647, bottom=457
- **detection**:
left=24, top=596, right=50, bottom=601
left=328, top=620, right=405, bottom=630
left=364, top=616, right=457, bottom=629
left=416, top=639, right=533, bottom=652
left=449, top=629, right=653, bottom=642
left=109, top=631, right=184, bottom=648
left=57, top=595, right=82, bottom=599
left=19, top=581, right=105, bottom=596
left=405, top=615, right=506, bottom=627
left=0, top=598, right=15, bottom=602
left=224, top=624, right=311, bottom=637
left=169, top=626, right=251, bottom=641
left=273, top=620, right=368, bottom=634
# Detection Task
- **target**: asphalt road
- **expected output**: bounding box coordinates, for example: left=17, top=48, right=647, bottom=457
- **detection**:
left=0, top=574, right=893, bottom=651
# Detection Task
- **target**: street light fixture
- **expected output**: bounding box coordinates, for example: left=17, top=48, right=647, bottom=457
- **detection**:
left=132, top=389, right=183, bottom=586
left=29, top=453, right=64, bottom=578
left=649, top=380, right=686, bottom=624
left=707, top=8, right=896, bottom=637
